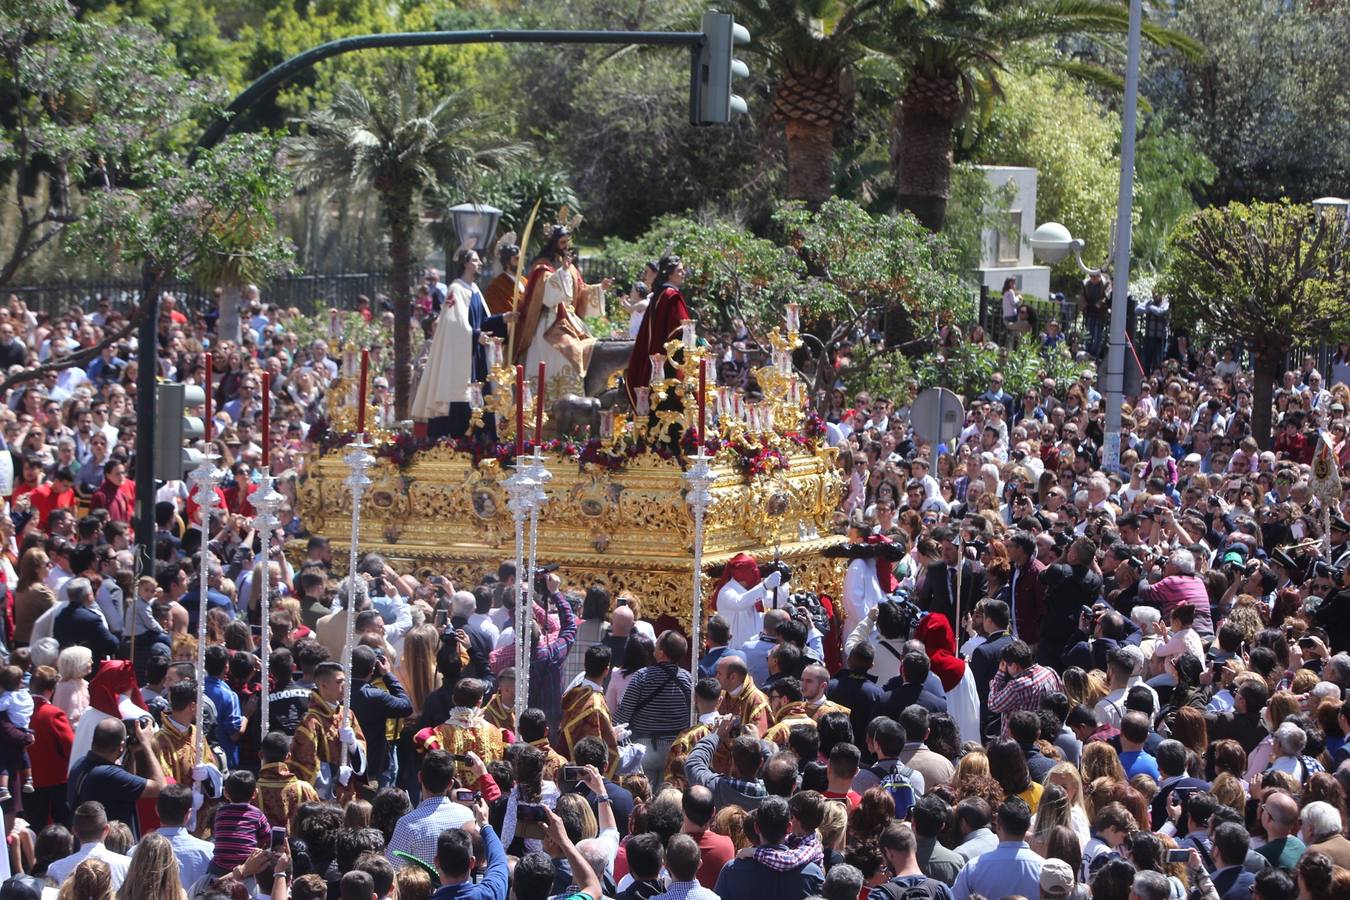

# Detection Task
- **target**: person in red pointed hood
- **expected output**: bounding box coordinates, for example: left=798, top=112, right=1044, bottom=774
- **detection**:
left=913, top=612, right=981, bottom=745
left=712, top=553, right=781, bottom=649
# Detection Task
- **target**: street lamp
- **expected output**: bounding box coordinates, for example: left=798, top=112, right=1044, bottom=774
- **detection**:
left=1030, top=222, right=1103, bottom=275
left=446, top=202, right=502, bottom=271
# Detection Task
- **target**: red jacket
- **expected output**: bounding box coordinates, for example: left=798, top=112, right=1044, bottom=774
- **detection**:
left=30, top=696, right=74, bottom=788
left=90, top=479, right=135, bottom=523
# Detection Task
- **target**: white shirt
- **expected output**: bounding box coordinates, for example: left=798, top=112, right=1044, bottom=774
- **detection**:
left=46, top=842, right=133, bottom=889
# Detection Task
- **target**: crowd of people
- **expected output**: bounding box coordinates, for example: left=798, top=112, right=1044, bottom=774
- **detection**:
left=2, top=272, right=1350, bottom=900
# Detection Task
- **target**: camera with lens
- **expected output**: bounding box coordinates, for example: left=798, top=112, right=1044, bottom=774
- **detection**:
left=533, top=562, right=560, bottom=597
left=881, top=587, right=923, bottom=639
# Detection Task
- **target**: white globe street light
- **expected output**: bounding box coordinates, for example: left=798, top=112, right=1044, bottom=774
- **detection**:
left=1030, top=222, right=1099, bottom=275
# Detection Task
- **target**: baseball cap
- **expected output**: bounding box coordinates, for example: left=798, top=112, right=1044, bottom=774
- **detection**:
left=1039, top=858, right=1076, bottom=899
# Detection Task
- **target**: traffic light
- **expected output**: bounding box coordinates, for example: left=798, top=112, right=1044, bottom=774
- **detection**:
left=155, top=383, right=205, bottom=480
left=691, top=11, right=750, bottom=125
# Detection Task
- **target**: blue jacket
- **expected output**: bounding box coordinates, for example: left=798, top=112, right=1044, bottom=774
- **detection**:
left=1211, top=866, right=1256, bottom=900
left=430, top=824, right=508, bottom=900
left=714, top=851, right=823, bottom=900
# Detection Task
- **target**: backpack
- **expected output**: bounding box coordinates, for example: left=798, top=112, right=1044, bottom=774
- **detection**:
left=869, top=761, right=917, bottom=820
left=876, top=876, right=945, bottom=900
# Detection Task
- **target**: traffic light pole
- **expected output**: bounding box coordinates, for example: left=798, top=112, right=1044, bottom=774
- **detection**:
left=141, top=22, right=743, bottom=577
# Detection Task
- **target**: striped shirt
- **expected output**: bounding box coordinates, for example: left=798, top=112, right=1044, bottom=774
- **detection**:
left=616, top=663, right=693, bottom=738
left=210, top=802, right=271, bottom=869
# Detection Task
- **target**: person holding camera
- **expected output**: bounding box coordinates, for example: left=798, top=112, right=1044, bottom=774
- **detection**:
left=67, top=716, right=167, bottom=839
left=350, top=645, right=414, bottom=791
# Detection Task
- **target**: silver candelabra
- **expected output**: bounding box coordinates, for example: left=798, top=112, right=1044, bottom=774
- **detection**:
left=683, top=449, right=717, bottom=725
left=250, top=469, right=286, bottom=737
left=187, top=450, right=222, bottom=765
left=503, top=458, right=538, bottom=727
left=340, top=437, right=375, bottom=728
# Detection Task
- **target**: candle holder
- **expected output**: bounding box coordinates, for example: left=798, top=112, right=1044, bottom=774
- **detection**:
left=681, top=318, right=697, bottom=350
left=524, top=448, right=553, bottom=669
left=785, top=302, right=801, bottom=334
left=683, top=448, right=717, bottom=725
left=250, top=469, right=286, bottom=733
left=503, top=460, right=538, bottom=728
left=187, top=450, right=221, bottom=765
left=648, top=353, right=665, bottom=389
left=484, top=361, right=521, bottom=446
left=339, top=436, right=376, bottom=728
left=634, top=387, right=650, bottom=417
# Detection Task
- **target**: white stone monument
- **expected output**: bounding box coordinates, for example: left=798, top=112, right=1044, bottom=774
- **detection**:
left=975, top=166, right=1051, bottom=300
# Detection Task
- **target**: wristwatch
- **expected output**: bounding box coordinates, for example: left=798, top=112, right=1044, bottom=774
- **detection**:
left=596, top=795, right=612, bottom=803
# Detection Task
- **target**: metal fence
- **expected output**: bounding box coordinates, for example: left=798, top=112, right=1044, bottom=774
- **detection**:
left=5, top=257, right=633, bottom=319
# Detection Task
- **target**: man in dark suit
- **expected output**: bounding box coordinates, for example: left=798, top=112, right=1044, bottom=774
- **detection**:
left=449, top=590, right=496, bottom=683
left=880, top=650, right=948, bottom=717
left=828, top=643, right=886, bottom=758
left=567, top=736, right=635, bottom=838
left=968, top=599, right=1013, bottom=739
left=1037, top=538, right=1104, bottom=667
left=1062, top=610, right=1130, bottom=673
left=52, top=576, right=120, bottom=666
left=917, top=526, right=986, bottom=624
left=698, top=615, right=735, bottom=679
left=1209, top=822, right=1258, bottom=900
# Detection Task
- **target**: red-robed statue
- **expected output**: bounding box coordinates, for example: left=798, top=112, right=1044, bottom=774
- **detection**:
left=625, top=255, right=691, bottom=408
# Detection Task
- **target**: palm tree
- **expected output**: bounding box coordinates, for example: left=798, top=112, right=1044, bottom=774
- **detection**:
left=728, top=0, right=889, bottom=208
left=883, top=0, right=1200, bottom=231
left=289, top=64, right=524, bottom=419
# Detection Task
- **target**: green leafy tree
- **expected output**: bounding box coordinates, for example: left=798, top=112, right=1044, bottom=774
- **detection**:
left=1161, top=200, right=1350, bottom=447
left=1131, top=121, right=1216, bottom=272
left=606, top=199, right=969, bottom=390
left=1146, top=0, right=1350, bottom=207
left=960, top=69, right=1120, bottom=280
left=288, top=64, right=525, bottom=419
left=0, top=0, right=211, bottom=286
left=881, top=0, right=1199, bottom=231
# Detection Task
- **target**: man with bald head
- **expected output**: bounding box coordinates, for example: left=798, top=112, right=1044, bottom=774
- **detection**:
left=711, top=655, right=770, bottom=774
left=604, top=603, right=635, bottom=665
left=1255, top=789, right=1305, bottom=872
left=68, top=716, right=167, bottom=838
left=802, top=664, right=850, bottom=721
left=739, top=607, right=791, bottom=688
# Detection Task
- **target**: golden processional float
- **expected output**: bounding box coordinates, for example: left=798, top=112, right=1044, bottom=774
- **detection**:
left=296, top=306, right=846, bottom=642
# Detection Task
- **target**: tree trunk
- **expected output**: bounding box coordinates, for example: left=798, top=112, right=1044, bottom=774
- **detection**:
left=218, top=285, right=242, bottom=346
left=1252, top=347, right=1279, bottom=451
left=387, top=204, right=416, bottom=421
left=784, top=118, right=836, bottom=210
left=891, top=74, right=962, bottom=232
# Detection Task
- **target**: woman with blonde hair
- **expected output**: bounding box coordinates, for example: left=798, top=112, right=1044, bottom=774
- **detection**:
left=116, top=833, right=184, bottom=900
left=555, top=792, right=599, bottom=842
left=1081, top=741, right=1128, bottom=785
left=1045, top=762, right=1091, bottom=846
left=1028, top=783, right=1072, bottom=855
left=711, top=805, right=750, bottom=851
left=58, top=857, right=114, bottom=900
left=54, top=645, right=92, bottom=724
left=818, top=800, right=849, bottom=854
left=398, top=623, right=440, bottom=720
left=1061, top=667, right=1108, bottom=709
left=954, top=749, right=991, bottom=782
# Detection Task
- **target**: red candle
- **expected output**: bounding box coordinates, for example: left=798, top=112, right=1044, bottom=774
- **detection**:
left=203, top=352, right=213, bottom=445
left=357, top=349, right=370, bottom=437
left=536, top=362, right=546, bottom=442
left=515, top=364, right=525, bottom=457
left=698, top=357, right=707, bottom=441
left=260, top=372, right=271, bottom=467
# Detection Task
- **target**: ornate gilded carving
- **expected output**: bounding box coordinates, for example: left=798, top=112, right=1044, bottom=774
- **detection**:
left=297, top=444, right=846, bottom=624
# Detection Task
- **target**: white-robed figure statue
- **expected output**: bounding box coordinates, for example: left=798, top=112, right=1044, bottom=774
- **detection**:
left=711, top=553, right=783, bottom=650
left=510, top=218, right=612, bottom=397
left=411, top=248, right=510, bottom=440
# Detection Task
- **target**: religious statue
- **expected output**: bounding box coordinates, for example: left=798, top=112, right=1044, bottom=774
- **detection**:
left=512, top=214, right=612, bottom=396
left=484, top=235, right=523, bottom=317
left=625, top=254, right=691, bottom=409
left=411, top=247, right=511, bottom=440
